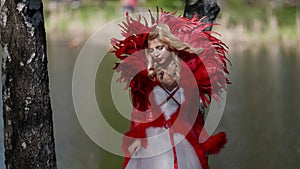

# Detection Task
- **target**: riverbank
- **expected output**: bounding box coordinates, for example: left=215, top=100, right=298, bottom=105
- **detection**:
left=44, top=1, right=300, bottom=56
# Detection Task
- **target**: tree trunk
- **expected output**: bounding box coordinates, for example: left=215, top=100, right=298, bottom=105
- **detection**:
left=184, top=0, right=220, bottom=31
left=0, top=0, right=57, bottom=168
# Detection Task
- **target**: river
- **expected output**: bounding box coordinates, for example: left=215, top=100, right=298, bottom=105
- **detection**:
left=0, top=37, right=299, bottom=169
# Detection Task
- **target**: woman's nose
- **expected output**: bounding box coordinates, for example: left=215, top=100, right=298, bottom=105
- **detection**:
left=153, top=50, right=159, bottom=57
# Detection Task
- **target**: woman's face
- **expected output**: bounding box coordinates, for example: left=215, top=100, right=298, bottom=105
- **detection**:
left=147, top=39, right=172, bottom=66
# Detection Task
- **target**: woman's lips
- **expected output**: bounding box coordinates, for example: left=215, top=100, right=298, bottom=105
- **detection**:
left=154, top=58, right=162, bottom=63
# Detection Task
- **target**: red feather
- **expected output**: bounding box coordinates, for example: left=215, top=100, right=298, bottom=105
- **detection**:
left=200, top=132, right=227, bottom=154
left=111, top=9, right=231, bottom=105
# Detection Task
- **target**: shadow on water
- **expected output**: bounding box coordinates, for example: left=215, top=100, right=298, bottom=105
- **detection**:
left=211, top=49, right=300, bottom=169
left=48, top=37, right=125, bottom=169
left=48, top=39, right=300, bottom=169
left=47, top=37, right=123, bottom=169
left=0, top=38, right=300, bottom=169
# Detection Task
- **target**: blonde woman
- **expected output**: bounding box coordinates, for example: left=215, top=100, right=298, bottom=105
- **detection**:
left=122, top=24, right=227, bottom=169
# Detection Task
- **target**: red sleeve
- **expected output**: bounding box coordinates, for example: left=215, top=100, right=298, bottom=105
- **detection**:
left=121, top=70, right=156, bottom=154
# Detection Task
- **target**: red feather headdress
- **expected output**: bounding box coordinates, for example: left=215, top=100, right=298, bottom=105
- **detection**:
left=111, top=8, right=231, bottom=106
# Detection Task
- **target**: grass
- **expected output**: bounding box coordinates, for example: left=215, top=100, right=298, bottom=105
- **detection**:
left=43, top=1, right=300, bottom=55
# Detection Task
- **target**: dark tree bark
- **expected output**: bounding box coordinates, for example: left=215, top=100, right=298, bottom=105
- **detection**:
left=0, top=0, right=57, bottom=169
left=184, top=0, right=220, bottom=31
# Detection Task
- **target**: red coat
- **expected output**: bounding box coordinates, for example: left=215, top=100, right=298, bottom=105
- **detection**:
left=111, top=11, right=230, bottom=169
left=121, top=58, right=226, bottom=169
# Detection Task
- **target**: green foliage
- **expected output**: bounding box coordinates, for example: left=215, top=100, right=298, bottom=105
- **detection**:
left=74, top=5, right=100, bottom=24
left=221, top=0, right=266, bottom=26
left=44, top=0, right=299, bottom=48
left=143, top=0, right=185, bottom=12
left=217, top=0, right=299, bottom=29
left=274, top=6, right=298, bottom=26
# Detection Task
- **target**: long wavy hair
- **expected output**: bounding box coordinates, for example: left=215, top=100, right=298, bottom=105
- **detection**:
left=145, top=24, right=203, bottom=82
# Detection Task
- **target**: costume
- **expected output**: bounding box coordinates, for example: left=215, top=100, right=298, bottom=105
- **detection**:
left=125, top=84, right=203, bottom=169
left=111, top=9, right=231, bottom=169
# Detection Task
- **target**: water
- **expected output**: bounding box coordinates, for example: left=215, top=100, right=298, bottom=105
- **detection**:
left=210, top=50, right=300, bottom=169
left=1, top=39, right=300, bottom=169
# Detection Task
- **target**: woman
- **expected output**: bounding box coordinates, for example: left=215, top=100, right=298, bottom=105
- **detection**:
left=111, top=11, right=230, bottom=169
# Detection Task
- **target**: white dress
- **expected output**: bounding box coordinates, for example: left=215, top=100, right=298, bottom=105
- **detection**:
left=125, top=85, right=203, bottom=169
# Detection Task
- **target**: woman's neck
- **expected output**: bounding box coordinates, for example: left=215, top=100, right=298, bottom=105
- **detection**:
left=161, top=81, right=178, bottom=91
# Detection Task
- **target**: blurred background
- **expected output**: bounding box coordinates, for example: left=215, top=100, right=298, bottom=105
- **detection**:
left=1, top=0, right=300, bottom=169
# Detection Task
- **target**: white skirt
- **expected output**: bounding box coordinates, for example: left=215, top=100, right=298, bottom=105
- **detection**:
left=125, top=126, right=203, bottom=169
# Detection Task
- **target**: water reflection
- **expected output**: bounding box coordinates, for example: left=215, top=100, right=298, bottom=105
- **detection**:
left=210, top=50, right=300, bottom=169
left=0, top=39, right=300, bottom=169
left=48, top=38, right=113, bottom=169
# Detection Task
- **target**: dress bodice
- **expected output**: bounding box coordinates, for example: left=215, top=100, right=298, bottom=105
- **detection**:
left=152, top=85, right=185, bottom=120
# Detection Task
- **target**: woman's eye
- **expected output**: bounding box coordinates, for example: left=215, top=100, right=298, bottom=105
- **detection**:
left=148, top=49, right=154, bottom=53
left=157, top=46, right=164, bottom=50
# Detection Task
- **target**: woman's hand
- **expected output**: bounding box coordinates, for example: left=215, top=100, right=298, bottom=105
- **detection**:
left=157, top=69, right=177, bottom=91
left=128, top=139, right=142, bottom=155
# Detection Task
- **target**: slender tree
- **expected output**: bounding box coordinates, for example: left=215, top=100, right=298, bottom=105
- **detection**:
left=0, top=0, right=57, bottom=168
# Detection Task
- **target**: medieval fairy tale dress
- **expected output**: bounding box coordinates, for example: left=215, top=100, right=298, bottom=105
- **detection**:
left=124, top=84, right=203, bottom=169
left=120, top=63, right=226, bottom=169
left=111, top=10, right=231, bottom=169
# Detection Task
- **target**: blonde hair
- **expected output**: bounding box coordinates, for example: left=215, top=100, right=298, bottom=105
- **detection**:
left=145, top=24, right=203, bottom=82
